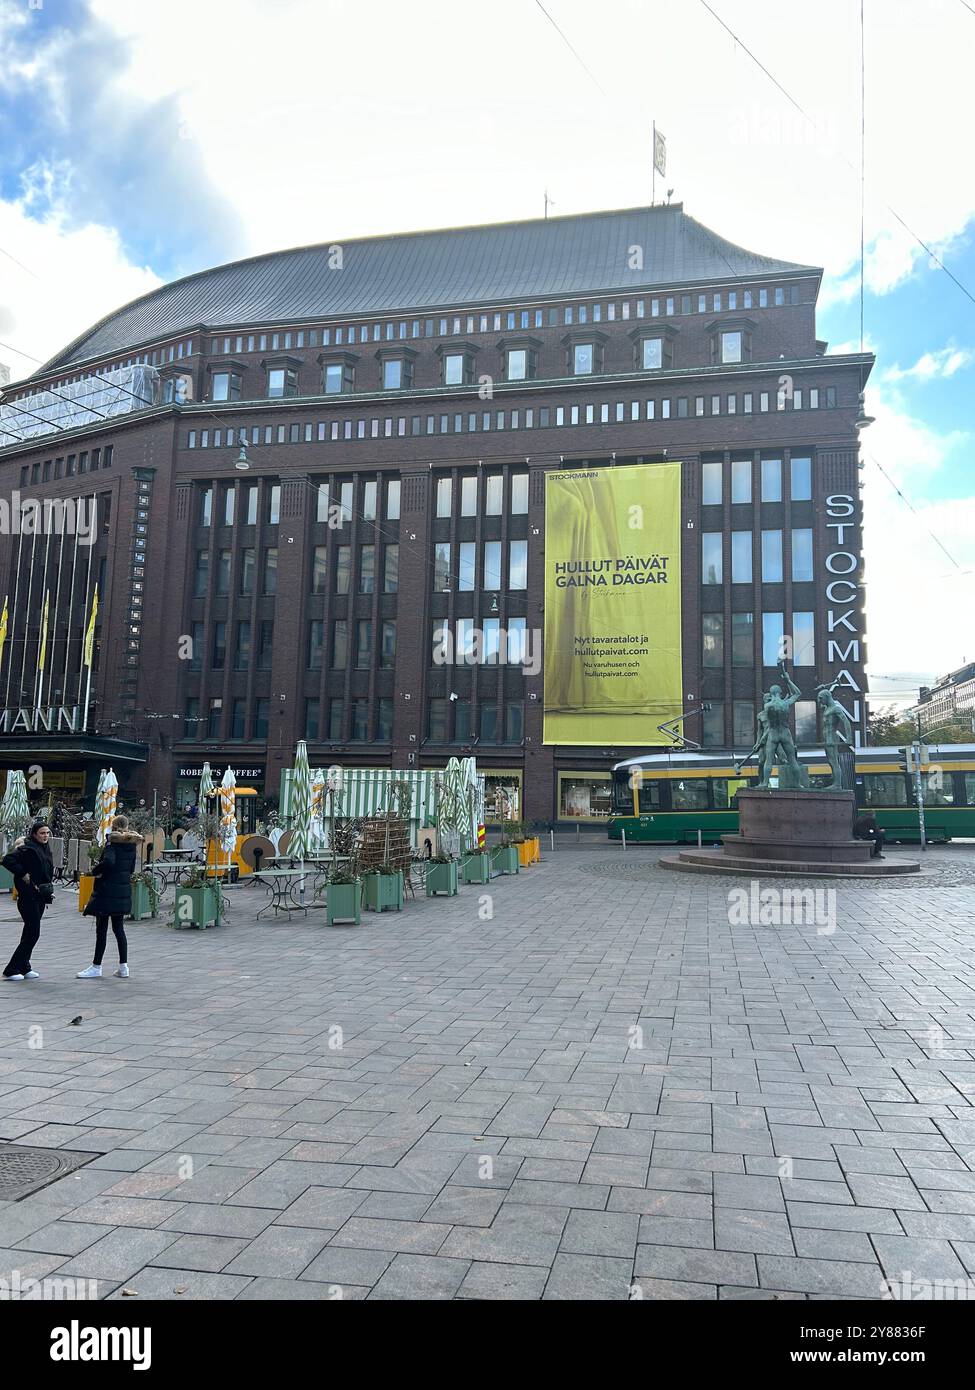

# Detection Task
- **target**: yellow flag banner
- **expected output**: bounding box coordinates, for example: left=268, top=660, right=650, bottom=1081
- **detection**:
left=0, top=595, right=7, bottom=670
left=83, top=585, right=99, bottom=667
left=543, top=462, right=683, bottom=745
left=38, top=591, right=50, bottom=671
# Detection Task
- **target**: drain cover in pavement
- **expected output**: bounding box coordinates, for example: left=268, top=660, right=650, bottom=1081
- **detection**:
left=0, top=1144, right=97, bottom=1201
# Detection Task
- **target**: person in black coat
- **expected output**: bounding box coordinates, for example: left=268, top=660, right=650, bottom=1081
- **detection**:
left=3, top=821, right=55, bottom=981
left=77, top=816, right=143, bottom=979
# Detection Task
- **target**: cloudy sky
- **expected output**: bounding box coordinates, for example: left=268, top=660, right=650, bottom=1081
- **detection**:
left=0, top=0, right=972, bottom=709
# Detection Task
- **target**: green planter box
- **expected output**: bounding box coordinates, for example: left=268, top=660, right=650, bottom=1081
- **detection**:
left=172, top=885, right=220, bottom=929
left=0, top=864, right=13, bottom=893
left=425, top=860, right=459, bottom=897
left=461, top=853, right=492, bottom=885
left=363, top=871, right=404, bottom=913
left=491, top=845, right=520, bottom=876
left=327, top=880, right=363, bottom=925
left=127, top=878, right=158, bottom=921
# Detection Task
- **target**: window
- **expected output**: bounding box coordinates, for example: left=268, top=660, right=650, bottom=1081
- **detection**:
left=702, top=704, right=724, bottom=747
left=505, top=702, right=524, bottom=743
left=332, top=620, right=348, bottom=669
left=383, top=359, right=411, bottom=389
left=245, top=485, right=258, bottom=524
left=339, top=481, right=352, bottom=522
left=200, top=488, right=212, bottom=527
left=761, top=457, right=782, bottom=502
left=356, top=620, right=372, bottom=668
left=509, top=539, right=528, bottom=590
left=506, top=348, right=527, bottom=381
left=436, top=478, right=452, bottom=517
left=212, top=371, right=241, bottom=402
left=733, top=701, right=755, bottom=746
left=482, top=618, right=501, bottom=664
left=329, top=700, right=344, bottom=740
left=702, top=533, right=722, bottom=584
left=266, top=367, right=298, bottom=398
left=428, top=699, right=447, bottom=742
left=455, top=702, right=471, bottom=742
left=762, top=612, right=785, bottom=666
left=642, top=338, right=662, bottom=370
left=864, top=774, right=908, bottom=807
left=189, top=621, right=203, bottom=670
left=335, top=546, right=351, bottom=594
left=507, top=617, right=527, bottom=665
left=311, top=546, right=328, bottom=593
left=507, top=474, right=529, bottom=517
left=207, top=698, right=222, bottom=739
left=184, top=698, right=199, bottom=739
left=228, top=698, right=246, bottom=739
left=386, top=479, right=400, bottom=519
left=761, top=530, right=783, bottom=582
left=351, top=700, right=369, bottom=741
left=377, top=698, right=393, bottom=741
left=324, top=361, right=353, bottom=394
left=731, top=458, right=752, bottom=504
left=305, top=699, right=320, bottom=741
left=791, top=456, right=812, bottom=501
left=573, top=343, right=594, bottom=375
left=308, top=620, right=324, bottom=670
left=268, top=485, right=281, bottom=523
left=791, top=529, right=814, bottom=582
left=194, top=550, right=209, bottom=596
left=702, top=461, right=722, bottom=505
left=480, top=703, right=498, bottom=742
left=235, top=621, right=251, bottom=670
left=703, top=614, right=724, bottom=667
left=258, top=622, right=273, bottom=671
left=384, top=544, right=399, bottom=593
left=461, top=477, right=477, bottom=515
left=434, top=543, right=450, bottom=591
left=732, top=612, right=754, bottom=666
left=721, top=331, right=742, bottom=364
left=731, top=531, right=752, bottom=583
left=359, top=545, right=375, bottom=593
left=793, top=611, right=815, bottom=666
left=443, top=353, right=466, bottom=385
left=560, top=775, right=613, bottom=819
left=484, top=541, right=502, bottom=590
left=263, top=548, right=278, bottom=594
left=217, top=550, right=232, bottom=595
left=381, top=621, right=396, bottom=668
left=458, top=542, right=476, bottom=591
left=485, top=475, right=503, bottom=515
left=795, top=700, right=817, bottom=744
left=222, top=486, right=235, bottom=526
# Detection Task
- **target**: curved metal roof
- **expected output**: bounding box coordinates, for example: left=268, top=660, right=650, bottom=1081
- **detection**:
left=41, top=204, right=816, bottom=375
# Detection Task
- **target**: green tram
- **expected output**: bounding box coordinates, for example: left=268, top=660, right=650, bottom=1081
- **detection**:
left=607, top=745, right=975, bottom=845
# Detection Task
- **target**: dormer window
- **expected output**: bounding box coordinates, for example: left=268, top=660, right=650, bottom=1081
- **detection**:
left=318, top=351, right=357, bottom=394
left=262, top=354, right=302, bottom=398
left=211, top=370, right=241, bottom=401
left=436, top=341, right=478, bottom=386
left=629, top=325, right=676, bottom=372
left=561, top=330, right=607, bottom=377
left=708, top=319, right=754, bottom=366
left=376, top=346, right=417, bottom=390
left=497, top=336, right=540, bottom=382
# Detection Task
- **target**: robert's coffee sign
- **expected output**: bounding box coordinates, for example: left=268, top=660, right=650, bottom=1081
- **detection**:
left=177, top=765, right=264, bottom=781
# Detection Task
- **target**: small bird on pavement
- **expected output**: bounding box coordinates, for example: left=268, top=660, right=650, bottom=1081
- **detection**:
left=68, top=1016, right=83, bottom=1026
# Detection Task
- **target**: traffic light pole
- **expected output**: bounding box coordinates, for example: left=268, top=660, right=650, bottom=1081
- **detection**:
left=912, top=739, right=927, bottom=852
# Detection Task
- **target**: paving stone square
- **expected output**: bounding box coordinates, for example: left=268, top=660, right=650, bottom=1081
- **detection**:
left=1, top=845, right=974, bottom=1300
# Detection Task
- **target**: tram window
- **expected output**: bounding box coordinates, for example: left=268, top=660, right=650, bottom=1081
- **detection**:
left=671, top=779, right=709, bottom=810
left=863, top=774, right=908, bottom=806
left=637, top=781, right=660, bottom=811
left=712, top=780, right=731, bottom=809
left=613, top=775, right=635, bottom=811
left=922, top=774, right=953, bottom=805
left=966, top=774, right=975, bottom=804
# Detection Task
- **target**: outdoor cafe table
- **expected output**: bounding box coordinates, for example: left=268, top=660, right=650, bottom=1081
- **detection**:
left=245, top=866, right=321, bottom=919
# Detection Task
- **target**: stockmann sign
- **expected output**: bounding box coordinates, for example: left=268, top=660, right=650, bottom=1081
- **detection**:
left=0, top=705, right=83, bottom=733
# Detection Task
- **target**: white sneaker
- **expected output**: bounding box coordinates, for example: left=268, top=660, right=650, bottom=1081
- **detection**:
left=25, top=971, right=39, bottom=979
left=76, top=965, right=102, bottom=979
left=4, top=973, right=25, bottom=981
left=115, top=965, right=129, bottom=978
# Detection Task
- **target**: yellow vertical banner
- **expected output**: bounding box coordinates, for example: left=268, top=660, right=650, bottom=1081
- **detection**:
left=38, top=590, right=50, bottom=670
left=543, top=462, right=683, bottom=745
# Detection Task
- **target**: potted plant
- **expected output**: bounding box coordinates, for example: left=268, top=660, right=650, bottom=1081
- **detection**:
left=425, top=853, right=459, bottom=898
left=362, top=863, right=404, bottom=913
left=173, top=866, right=221, bottom=929
left=79, top=840, right=100, bottom=913
left=129, top=867, right=159, bottom=921
left=460, top=846, right=492, bottom=884
left=511, top=821, right=534, bottom=868
left=326, top=865, right=363, bottom=925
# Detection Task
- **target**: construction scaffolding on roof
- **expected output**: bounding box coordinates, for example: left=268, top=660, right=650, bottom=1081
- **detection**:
left=0, top=365, right=160, bottom=446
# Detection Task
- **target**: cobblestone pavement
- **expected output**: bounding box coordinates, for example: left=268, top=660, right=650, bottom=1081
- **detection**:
left=1, top=846, right=974, bottom=1301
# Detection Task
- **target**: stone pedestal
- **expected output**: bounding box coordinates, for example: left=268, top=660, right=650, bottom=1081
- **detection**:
left=661, top=788, right=919, bottom=878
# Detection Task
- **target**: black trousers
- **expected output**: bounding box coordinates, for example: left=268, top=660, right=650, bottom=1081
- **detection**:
left=93, top=914, right=128, bottom=966
left=4, top=896, right=46, bottom=977
left=867, top=828, right=886, bottom=857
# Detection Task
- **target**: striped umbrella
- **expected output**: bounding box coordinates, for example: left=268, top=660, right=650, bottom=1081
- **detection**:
left=459, top=756, right=480, bottom=851
left=437, top=757, right=464, bottom=858
left=0, top=769, right=32, bottom=846
left=198, top=761, right=214, bottom=809
left=288, top=741, right=313, bottom=860
left=91, top=768, right=107, bottom=842
left=98, top=768, right=118, bottom=846
left=218, top=767, right=238, bottom=856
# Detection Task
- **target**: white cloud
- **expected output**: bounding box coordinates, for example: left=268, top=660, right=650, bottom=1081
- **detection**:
left=884, top=346, right=974, bottom=383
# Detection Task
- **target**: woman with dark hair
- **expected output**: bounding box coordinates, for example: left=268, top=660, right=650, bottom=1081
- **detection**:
left=2, top=821, right=54, bottom=981
left=77, top=814, right=142, bottom=979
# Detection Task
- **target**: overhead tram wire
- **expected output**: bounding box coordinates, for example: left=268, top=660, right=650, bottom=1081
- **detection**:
left=697, top=0, right=975, bottom=313
left=866, top=454, right=967, bottom=575
left=532, top=0, right=608, bottom=97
